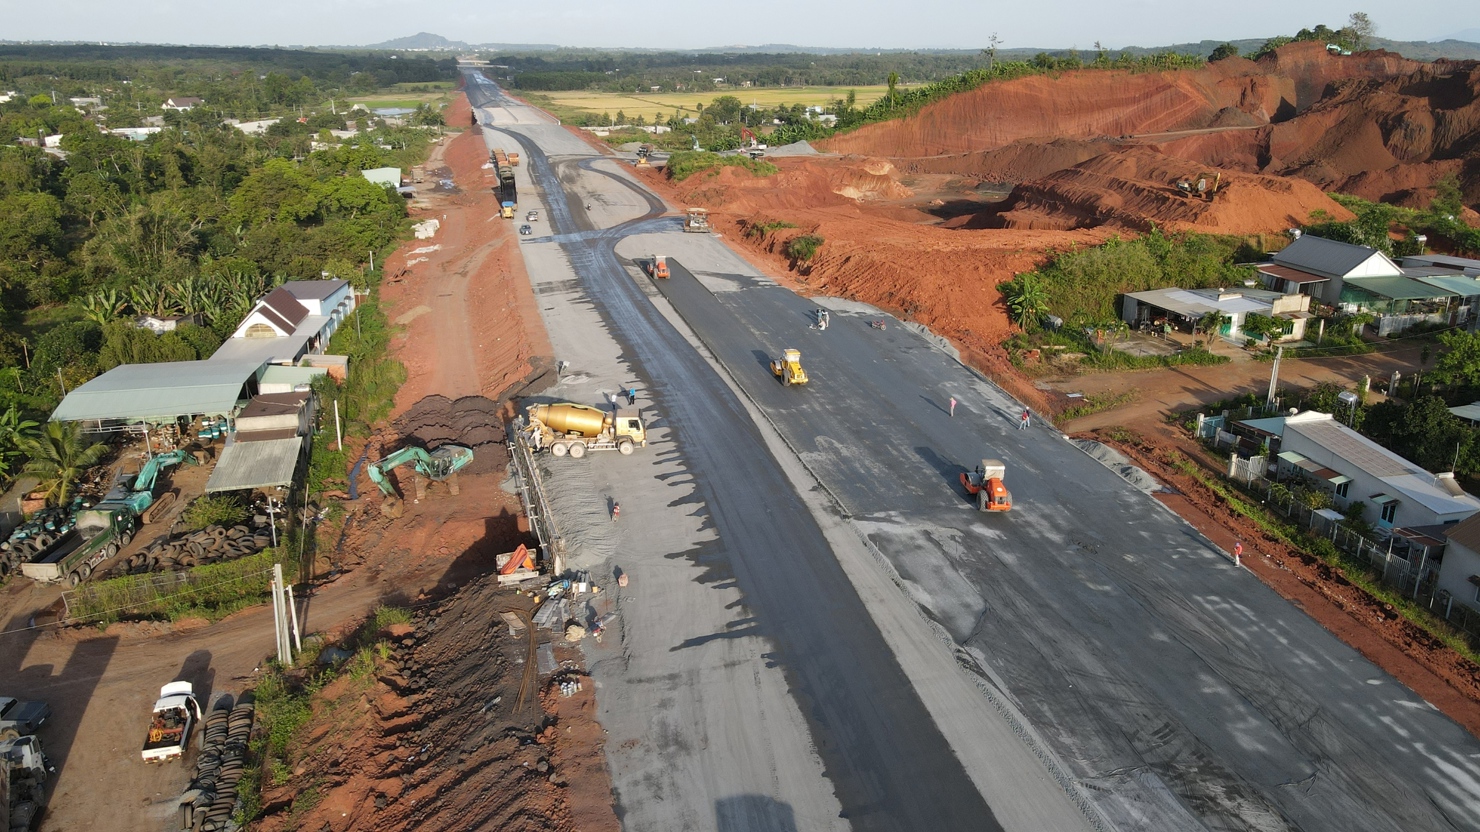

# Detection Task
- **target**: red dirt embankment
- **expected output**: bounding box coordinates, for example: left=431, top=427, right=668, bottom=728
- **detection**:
left=987, top=147, right=1354, bottom=233
left=823, top=43, right=1480, bottom=210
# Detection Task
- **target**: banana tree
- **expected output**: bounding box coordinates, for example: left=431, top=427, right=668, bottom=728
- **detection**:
left=80, top=288, right=128, bottom=326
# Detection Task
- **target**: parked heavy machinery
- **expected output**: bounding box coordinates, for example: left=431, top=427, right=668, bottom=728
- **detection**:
left=770, top=349, right=809, bottom=386
left=522, top=402, right=647, bottom=458
left=740, top=126, right=767, bottom=158
left=104, top=449, right=196, bottom=517
left=960, top=459, right=1012, bottom=512
left=1, top=733, right=49, bottom=831
left=367, top=444, right=475, bottom=518
left=683, top=208, right=710, bottom=233
left=1175, top=172, right=1222, bottom=201
left=647, top=255, right=670, bottom=279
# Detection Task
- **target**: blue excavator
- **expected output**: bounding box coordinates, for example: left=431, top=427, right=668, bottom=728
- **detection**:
left=101, top=449, right=198, bottom=516
left=366, top=444, right=474, bottom=518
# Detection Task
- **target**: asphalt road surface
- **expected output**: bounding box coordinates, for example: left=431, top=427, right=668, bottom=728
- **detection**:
left=463, top=69, right=1480, bottom=832
left=463, top=72, right=1042, bottom=831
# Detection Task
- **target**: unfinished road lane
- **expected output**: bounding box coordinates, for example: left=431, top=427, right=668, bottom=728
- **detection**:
left=462, top=74, right=1022, bottom=831
left=645, top=254, right=1480, bottom=832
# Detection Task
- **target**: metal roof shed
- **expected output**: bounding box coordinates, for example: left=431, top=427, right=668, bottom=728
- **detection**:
left=205, top=437, right=304, bottom=492
left=50, top=360, right=262, bottom=424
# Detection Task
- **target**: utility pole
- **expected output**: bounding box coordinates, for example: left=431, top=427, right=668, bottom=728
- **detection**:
left=1266, top=346, right=1283, bottom=408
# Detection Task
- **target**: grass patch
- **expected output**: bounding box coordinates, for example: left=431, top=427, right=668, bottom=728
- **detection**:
left=65, top=547, right=297, bottom=624
left=785, top=235, right=824, bottom=262
left=1059, top=390, right=1138, bottom=422
left=664, top=150, right=778, bottom=182
left=747, top=219, right=798, bottom=239
left=1170, top=451, right=1480, bottom=665
left=518, top=85, right=903, bottom=122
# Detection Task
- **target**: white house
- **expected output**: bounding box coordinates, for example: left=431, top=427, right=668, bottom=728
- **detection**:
left=211, top=280, right=355, bottom=366
left=1438, top=515, right=1480, bottom=612
left=1121, top=286, right=1312, bottom=342
left=1275, top=411, right=1480, bottom=530
left=162, top=97, right=204, bottom=111
left=1267, top=234, right=1402, bottom=306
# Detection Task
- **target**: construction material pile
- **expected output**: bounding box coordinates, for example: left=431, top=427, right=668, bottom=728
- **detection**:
left=110, top=520, right=275, bottom=576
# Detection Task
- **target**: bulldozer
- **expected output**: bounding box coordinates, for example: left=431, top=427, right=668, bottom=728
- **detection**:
left=366, top=444, right=475, bottom=518
left=770, top=349, right=809, bottom=386
left=1176, top=172, right=1222, bottom=202
left=960, top=459, right=1012, bottom=512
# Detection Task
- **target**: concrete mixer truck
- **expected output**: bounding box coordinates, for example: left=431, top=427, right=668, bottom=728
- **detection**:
left=522, top=402, right=648, bottom=458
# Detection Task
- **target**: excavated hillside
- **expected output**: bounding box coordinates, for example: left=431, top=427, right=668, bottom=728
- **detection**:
left=821, top=42, right=1480, bottom=210
left=985, top=148, right=1355, bottom=233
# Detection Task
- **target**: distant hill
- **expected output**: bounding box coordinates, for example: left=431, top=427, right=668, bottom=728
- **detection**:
left=364, top=33, right=1480, bottom=62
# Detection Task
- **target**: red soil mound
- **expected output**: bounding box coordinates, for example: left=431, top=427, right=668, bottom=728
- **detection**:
left=986, top=147, right=1354, bottom=233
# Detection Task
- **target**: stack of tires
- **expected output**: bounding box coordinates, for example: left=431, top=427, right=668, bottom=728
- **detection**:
left=179, top=693, right=254, bottom=832
left=120, top=520, right=275, bottom=576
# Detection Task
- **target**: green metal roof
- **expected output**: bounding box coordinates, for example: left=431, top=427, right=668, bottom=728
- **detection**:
left=258, top=364, right=328, bottom=387
left=50, top=359, right=262, bottom=423
left=1410, top=274, right=1480, bottom=297
left=1343, top=276, right=1456, bottom=300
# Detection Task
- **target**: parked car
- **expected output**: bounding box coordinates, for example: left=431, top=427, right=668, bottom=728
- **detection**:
left=0, top=696, right=51, bottom=738
left=519, top=225, right=533, bottom=236
left=526, top=210, right=539, bottom=221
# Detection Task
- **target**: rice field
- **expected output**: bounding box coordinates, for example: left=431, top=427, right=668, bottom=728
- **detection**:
left=527, top=84, right=910, bottom=120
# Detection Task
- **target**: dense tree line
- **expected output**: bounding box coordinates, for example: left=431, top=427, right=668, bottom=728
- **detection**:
left=0, top=90, right=434, bottom=480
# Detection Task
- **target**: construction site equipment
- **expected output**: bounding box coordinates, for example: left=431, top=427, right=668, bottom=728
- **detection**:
left=1, top=734, right=49, bottom=831
left=523, top=402, right=647, bottom=458
left=501, top=201, right=515, bottom=219
left=142, top=682, right=200, bottom=763
left=740, top=126, right=767, bottom=158
left=960, top=459, right=1012, bottom=512
left=105, top=449, right=195, bottom=516
left=0, top=697, right=50, bottom=740
left=770, top=349, right=809, bottom=386
left=497, top=543, right=537, bottom=582
left=647, top=255, right=670, bottom=279
left=683, top=208, right=710, bottom=233
left=635, top=144, right=652, bottom=167
left=19, top=507, right=136, bottom=587
left=366, top=445, right=475, bottom=518
left=1175, top=172, right=1221, bottom=201
left=508, top=151, right=520, bottom=166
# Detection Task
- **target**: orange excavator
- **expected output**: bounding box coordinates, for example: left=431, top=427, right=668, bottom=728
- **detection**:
left=960, top=459, right=1012, bottom=512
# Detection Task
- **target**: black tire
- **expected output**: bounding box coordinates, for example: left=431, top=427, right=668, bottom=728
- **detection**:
left=68, top=571, right=82, bottom=587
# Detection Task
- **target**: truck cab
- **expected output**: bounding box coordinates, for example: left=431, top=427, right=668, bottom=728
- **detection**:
left=501, top=201, right=515, bottom=219
left=0, top=697, right=50, bottom=738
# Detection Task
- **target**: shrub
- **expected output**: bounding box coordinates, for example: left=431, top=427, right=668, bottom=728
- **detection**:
left=180, top=494, right=249, bottom=532
left=746, top=219, right=798, bottom=239
left=664, top=151, right=777, bottom=182
left=785, top=235, right=824, bottom=262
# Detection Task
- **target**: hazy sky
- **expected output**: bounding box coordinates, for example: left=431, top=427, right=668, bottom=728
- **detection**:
left=7, top=0, right=1470, bottom=50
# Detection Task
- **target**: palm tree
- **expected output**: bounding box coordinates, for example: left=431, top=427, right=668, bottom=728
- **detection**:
left=0, top=405, right=40, bottom=483
left=20, top=422, right=107, bottom=507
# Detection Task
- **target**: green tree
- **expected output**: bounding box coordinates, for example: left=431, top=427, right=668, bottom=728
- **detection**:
left=707, top=96, right=743, bottom=125
left=19, top=421, right=107, bottom=507
left=1197, top=311, right=1230, bottom=349
left=1430, top=329, right=1480, bottom=389
left=1208, top=43, right=1241, bottom=61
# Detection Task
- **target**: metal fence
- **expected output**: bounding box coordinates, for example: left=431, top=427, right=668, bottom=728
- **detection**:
left=1226, top=471, right=1480, bottom=646
left=506, top=418, right=566, bottom=575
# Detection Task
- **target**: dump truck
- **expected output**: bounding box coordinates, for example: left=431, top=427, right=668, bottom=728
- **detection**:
left=960, top=459, right=1012, bottom=512
left=1, top=734, right=49, bottom=831
left=366, top=444, right=474, bottom=518
left=647, top=255, right=670, bottom=279
left=19, top=507, right=135, bottom=587
left=501, top=201, right=515, bottom=219
left=523, top=403, right=647, bottom=458
left=508, top=151, right=520, bottom=166
left=142, top=682, right=200, bottom=763
left=0, top=698, right=50, bottom=740
left=683, top=208, right=710, bottom=233
left=770, top=349, right=808, bottom=386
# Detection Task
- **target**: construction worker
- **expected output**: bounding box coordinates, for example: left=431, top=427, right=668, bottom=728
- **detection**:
left=1020, top=408, right=1031, bottom=430
left=612, top=502, right=621, bottom=522
left=627, top=387, right=637, bottom=405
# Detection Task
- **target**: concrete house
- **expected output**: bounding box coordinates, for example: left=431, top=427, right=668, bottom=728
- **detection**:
left=1265, top=234, right=1402, bottom=306
left=212, top=280, right=355, bottom=366
left=1275, top=411, right=1480, bottom=530
left=1121, top=286, right=1312, bottom=342
left=1439, top=515, right=1480, bottom=612
left=162, top=97, right=205, bottom=111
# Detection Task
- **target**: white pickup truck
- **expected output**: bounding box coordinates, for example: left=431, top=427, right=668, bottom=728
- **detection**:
left=142, top=682, right=200, bottom=762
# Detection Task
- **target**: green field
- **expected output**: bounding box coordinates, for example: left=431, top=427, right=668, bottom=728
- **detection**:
left=347, top=82, right=457, bottom=110
left=527, top=85, right=911, bottom=121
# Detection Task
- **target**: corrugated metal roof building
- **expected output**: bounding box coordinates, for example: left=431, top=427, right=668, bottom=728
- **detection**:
left=50, top=360, right=262, bottom=425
